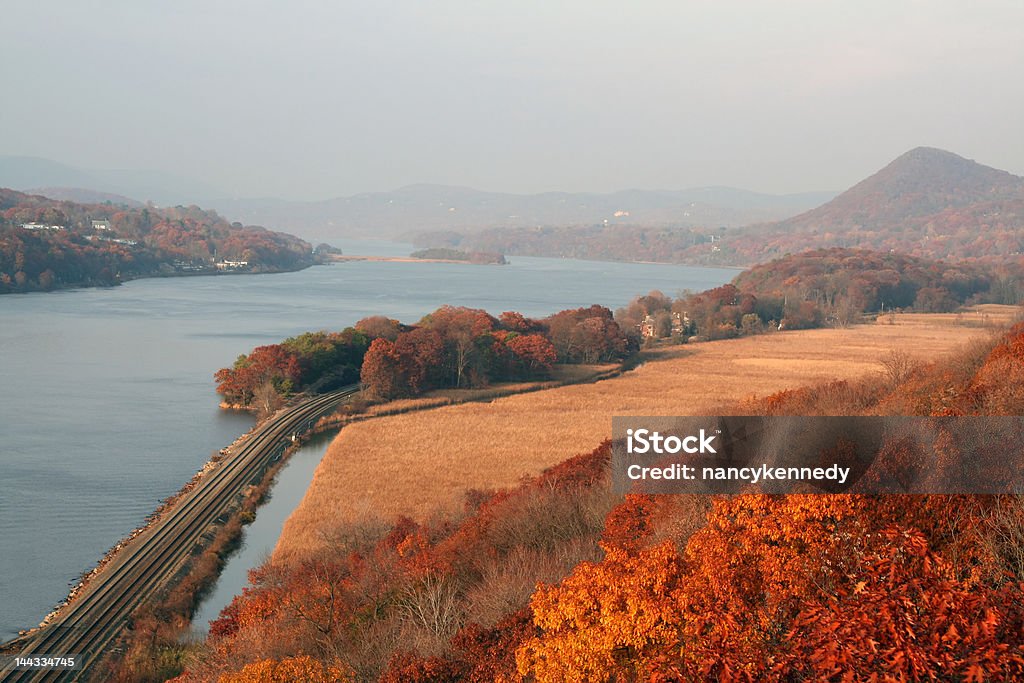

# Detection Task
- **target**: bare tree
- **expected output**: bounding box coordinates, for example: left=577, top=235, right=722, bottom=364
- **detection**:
left=399, top=573, right=463, bottom=640
left=880, top=349, right=916, bottom=386
left=981, top=495, right=1024, bottom=580
left=253, top=379, right=283, bottom=420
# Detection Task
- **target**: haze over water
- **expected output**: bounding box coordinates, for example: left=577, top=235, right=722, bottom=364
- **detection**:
left=0, top=244, right=733, bottom=640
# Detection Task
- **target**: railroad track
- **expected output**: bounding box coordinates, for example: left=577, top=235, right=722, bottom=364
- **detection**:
left=1, top=387, right=358, bottom=683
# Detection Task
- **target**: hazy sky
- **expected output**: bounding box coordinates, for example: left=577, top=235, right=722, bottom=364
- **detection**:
left=2, top=1, right=1022, bottom=199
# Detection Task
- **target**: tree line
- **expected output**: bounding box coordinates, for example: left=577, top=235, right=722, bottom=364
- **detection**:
left=214, top=304, right=635, bottom=412
left=614, top=247, right=1019, bottom=343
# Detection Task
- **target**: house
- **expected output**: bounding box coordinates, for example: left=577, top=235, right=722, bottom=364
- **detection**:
left=215, top=260, right=249, bottom=270
left=91, top=220, right=111, bottom=231
left=639, top=315, right=656, bottom=339
left=21, top=222, right=65, bottom=231
left=671, top=311, right=688, bottom=336
left=641, top=311, right=690, bottom=339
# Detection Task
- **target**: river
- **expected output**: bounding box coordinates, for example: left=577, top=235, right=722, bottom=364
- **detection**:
left=0, top=241, right=733, bottom=640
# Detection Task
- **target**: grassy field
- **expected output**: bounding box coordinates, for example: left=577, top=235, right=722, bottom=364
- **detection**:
left=275, top=305, right=1020, bottom=563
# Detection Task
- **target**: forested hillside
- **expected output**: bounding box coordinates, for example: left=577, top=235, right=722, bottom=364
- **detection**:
left=168, top=320, right=1024, bottom=682
left=685, top=147, right=1024, bottom=266
left=612, top=248, right=1018, bottom=346
left=0, top=189, right=316, bottom=293
left=421, top=148, right=1024, bottom=268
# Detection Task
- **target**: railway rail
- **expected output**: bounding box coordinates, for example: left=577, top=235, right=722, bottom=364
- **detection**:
left=1, top=387, right=357, bottom=682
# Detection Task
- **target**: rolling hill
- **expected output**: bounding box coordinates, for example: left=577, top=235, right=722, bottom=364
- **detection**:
left=0, top=156, right=223, bottom=207
left=693, top=147, right=1024, bottom=266
left=781, top=146, right=1024, bottom=233
left=0, top=156, right=836, bottom=241
left=206, top=184, right=835, bottom=241
left=0, top=188, right=317, bottom=294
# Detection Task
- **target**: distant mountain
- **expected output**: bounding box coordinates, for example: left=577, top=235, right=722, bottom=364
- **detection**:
left=778, top=147, right=1024, bottom=233
left=26, top=187, right=143, bottom=207
left=0, top=156, right=222, bottom=207
left=682, top=147, right=1024, bottom=267
left=0, top=156, right=835, bottom=241
left=207, top=185, right=836, bottom=241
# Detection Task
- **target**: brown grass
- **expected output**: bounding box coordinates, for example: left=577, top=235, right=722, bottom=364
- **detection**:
left=275, top=306, right=1020, bottom=563
left=873, top=303, right=1020, bottom=328
left=313, top=364, right=621, bottom=429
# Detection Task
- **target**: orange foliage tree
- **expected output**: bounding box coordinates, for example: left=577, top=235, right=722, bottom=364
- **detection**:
left=518, top=494, right=1024, bottom=681
left=217, top=655, right=352, bottom=683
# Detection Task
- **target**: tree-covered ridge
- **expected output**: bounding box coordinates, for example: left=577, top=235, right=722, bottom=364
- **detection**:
left=413, top=224, right=710, bottom=263
left=732, top=247, right=1008, bottom=314
left=610, top=249, right=1019, bottom=348
left=413, top=148, right=1024, bottom=268
left=776, top=147, right=1024, bottom=235
left=666, top=148, right=1024, bottom=266
left=0, top=188, right=316, bottom=293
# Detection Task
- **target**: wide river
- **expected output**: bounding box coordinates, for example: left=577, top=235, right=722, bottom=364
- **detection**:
left=0, top=241, right=733, bottom=640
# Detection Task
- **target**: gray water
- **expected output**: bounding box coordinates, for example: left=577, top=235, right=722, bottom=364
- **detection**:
left=0, top=240, right=734, bottom=640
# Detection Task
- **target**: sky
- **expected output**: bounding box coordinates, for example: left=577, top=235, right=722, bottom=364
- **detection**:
left=1, top=0, right=1022, bottom=200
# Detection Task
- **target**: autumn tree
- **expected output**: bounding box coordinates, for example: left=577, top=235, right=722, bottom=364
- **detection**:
left=544, top=305, right=632, bottom=363
left=517, top=541, right=687, bottom=682
left=252, top=379, right=284, bottom=419
left=217, top=655, right=352, bottom=683
left=505, top=333, right=557, bottom=376
left=355, top=315, right=403, bottom=341
left=360, top=329, right=445, bottom=399
left=215, top=345, right=302, bottom=407
left=419, top=306, right=498, bottom=387
left=780, top=527, right=1024, bottom=681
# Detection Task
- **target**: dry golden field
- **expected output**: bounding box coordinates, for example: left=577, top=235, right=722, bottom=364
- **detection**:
left=275, top=305, right=1020, bottom=562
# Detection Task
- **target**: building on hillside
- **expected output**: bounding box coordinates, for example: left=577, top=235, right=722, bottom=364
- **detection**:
left=216, top=260, right=249, bottom=270
left=641, top=311, right=690, bottom=339
left=671, top=311, right=689, bottom=336
left=639, top=315, right=656, bottom=339
left=21, top=222, right=65, bottom=231
left=91, top=220, right=111, bottom=231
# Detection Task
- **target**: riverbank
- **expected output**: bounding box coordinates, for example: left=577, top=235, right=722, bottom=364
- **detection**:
left=0, top=260, right=319, bottom=296
left=54, top=365, right=627, bottom=679
left=0, top=390, right=354, bottom=681
left=329, top=254, right=503, bottom=265
left=0, top=253, right=736, bottom=645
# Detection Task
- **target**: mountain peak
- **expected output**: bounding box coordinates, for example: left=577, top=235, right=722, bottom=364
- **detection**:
left=869, top=147, right=1020, bottom=192
left=780, top=147, right=1023, bottom=232
left=895, top=146, right=967, bottom=161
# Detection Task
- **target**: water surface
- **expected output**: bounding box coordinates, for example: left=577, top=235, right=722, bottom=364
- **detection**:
left=0, top=241, right=733, bottom=639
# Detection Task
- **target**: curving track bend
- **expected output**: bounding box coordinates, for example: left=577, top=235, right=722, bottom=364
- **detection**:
left=1, top=387, right=357, bottom=682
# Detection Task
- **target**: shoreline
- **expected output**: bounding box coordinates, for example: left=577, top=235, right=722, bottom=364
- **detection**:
left=334, top=251, right=746, bottom=269
left=330, top=254, right=504, bottom=264
left=0, top=389, right=355, bottom=670
left=0, top=261, right=319, bottom=296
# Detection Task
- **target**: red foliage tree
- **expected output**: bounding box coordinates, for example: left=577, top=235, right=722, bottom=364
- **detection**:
left=505, top=333, right=557, bottom=376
